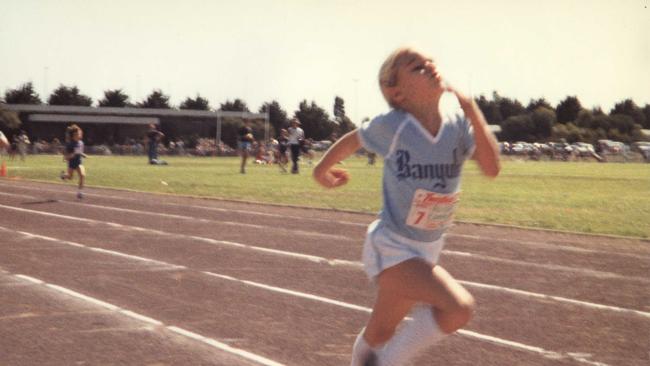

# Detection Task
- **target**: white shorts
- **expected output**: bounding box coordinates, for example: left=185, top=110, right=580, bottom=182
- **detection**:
left=362, top=220, right=445, bottom=280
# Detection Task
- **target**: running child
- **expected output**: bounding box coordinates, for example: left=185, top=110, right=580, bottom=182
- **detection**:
left=60, top=124, right=87, bottom=199
left=313, top=47, right=500, bottom=366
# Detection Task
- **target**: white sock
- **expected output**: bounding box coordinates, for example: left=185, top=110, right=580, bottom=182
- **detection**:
left=377, top=304, right=445, bottom=366
left=350, top=328, right=377, bottom=366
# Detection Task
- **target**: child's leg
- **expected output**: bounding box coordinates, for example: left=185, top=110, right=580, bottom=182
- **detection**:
left=77, top=166, right=85, bottom=190
left=377, top=303, right=444, bottom=365
left=66, top=167, right=75, bottom=180
left=363, top=259, right=474, bottom=363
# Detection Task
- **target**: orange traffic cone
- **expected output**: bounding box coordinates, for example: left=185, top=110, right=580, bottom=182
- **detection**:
left=0, top=161, right=6, bottom=177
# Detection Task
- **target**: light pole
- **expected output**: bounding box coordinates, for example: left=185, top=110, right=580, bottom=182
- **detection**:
left=353, top=78, right=359, bottom=124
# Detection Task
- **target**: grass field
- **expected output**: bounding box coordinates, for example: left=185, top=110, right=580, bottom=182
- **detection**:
left=2, top=155, right=649, bottom=238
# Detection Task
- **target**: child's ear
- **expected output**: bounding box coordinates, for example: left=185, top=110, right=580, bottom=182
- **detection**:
left=391, top=88, right=405, bottom=106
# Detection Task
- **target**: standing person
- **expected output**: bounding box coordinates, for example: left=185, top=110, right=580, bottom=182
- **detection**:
left=15, top=130, right=30, bottom=161
left=60, top=124, right=88, bottom=199
left=276, top=128, right=290, bottom=172
left=313, top=47, right=500, bottom=366
left=146, top=124, right=165, bottom=164
left=237, top=120, right=254, bottom=174
left=287, top=117, right=305, bottom=174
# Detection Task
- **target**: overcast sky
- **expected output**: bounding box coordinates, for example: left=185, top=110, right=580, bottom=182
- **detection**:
left=1, top=0, right=648, bottom=123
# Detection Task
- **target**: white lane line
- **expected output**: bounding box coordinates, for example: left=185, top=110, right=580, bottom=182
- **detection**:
left=449, top=233, right=650, bottom=260
left=0, top=226, right=184, bottom=270
left=3, top=182, right=648, bottom=259
left=166, top=326, right=284, bottom=366
left=444, top=249, right=650, bottom=282
left=0, top=204, right=350, bottom=266
left=202, top=271, right=611, bottom=366
left=0, top=184, right=369, bottom=227
left=2, top=192, right=646, bottom=283
left=8, top=261, right=613, bottom=365
left=2, top=205, right=650, bottom=318
left=11, top=273, right=285, bottom=366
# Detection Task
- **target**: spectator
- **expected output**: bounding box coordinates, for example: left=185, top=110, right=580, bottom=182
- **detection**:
left=287, top=117, right=305, bottom=174
left=237, top=120, right=254, bottom=174
left=145, top=124, right=165, bottom=164
left=15, top=130, right=30, bottom=161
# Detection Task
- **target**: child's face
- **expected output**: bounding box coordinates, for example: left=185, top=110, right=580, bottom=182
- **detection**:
left=394, top=52, right=445, bottom=106
left=72, top=131, right=82, bottom=141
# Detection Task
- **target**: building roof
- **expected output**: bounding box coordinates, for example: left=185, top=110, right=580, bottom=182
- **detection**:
left=3, top=104, right=267, bottom=120
left=28, top=114, right=158, bottom=125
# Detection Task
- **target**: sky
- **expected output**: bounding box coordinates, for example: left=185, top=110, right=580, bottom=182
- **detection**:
left=1, top=0, right=648, bottom=124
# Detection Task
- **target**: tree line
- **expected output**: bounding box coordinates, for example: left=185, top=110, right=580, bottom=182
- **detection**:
left=476, top=92, right=650, bottom=144
left=0, top=82, right=356, bottom=142
left=2, top=82, right=649, bottom=145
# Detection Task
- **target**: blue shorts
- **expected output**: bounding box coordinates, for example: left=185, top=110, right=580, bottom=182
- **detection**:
left=238, top=141, right=252, bottom=151
left=362, top=220, right=445, bottom=280
left=68, top=157, right=82, bottom=169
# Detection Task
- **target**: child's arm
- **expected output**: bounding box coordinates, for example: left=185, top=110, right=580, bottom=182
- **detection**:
left=313, top=129, right=362, bottom=188
left=449, top=87, right=501, bottom=177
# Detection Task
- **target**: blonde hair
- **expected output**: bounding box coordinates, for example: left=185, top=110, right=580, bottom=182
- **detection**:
left=378, top=47, right=421, bottom=109
left=66, top=124, right=82, bottom=140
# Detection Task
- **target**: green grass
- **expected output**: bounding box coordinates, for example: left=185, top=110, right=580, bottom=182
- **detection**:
left=2, top=155, right=649, bottom=238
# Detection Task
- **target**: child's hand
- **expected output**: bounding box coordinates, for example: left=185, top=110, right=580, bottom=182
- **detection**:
left=445, top=84, right=473, bottom=111
left=313, top=167, right=350, bottom=188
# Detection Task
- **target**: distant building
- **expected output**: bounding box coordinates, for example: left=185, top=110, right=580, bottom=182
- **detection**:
left=2, top=104, right=266, bottom=146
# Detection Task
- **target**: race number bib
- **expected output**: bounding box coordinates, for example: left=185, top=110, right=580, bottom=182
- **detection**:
left=406, top=189, right=460, bottom=230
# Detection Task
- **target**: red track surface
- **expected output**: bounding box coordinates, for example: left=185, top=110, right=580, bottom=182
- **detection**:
left=0, top=179, right=648, bottom=365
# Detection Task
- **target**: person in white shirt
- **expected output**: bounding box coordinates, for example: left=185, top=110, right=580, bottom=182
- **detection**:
left=287, top=118, right=305, bottom=174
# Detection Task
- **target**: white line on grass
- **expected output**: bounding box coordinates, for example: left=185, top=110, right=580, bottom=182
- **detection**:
left=1, top=204, right=650, bottom=319
left=11, top=273, right=285, bottom=366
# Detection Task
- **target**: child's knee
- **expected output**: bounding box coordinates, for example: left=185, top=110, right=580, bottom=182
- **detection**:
left=441, top=295, right=475, bottom=333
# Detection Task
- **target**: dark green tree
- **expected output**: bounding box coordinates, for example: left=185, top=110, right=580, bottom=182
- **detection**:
left=575, top=109, right=594, bottom=129
left=48, top=85, right=93, bottom=106
left=494, top=92, right=526, bottom=120
left=333, top=96, right=346, bottom=120
left=220, top=99, right=249, bottom=112
left=0, top=104, right=22, bottom=129
left=642, top=104, right=650, bottom=129
left=556, top=96, right=583, bottom=123
left=530, top=107, right=555, bottom=140
left=98, top=89, right=131, bottom=107
left=4, top=82, right=42, bottom=104
left=259, top=101, right=288, bottom=137
left=500, top=114, right=534, bottom=142
left=180, top=94, right=210, bottom=110
left=475, top=94, right=502, bottom=124
left=526, top=98, right=553, bottom=112
left=332, top=96, right=355, bottom=136
left=295, top=100, right=334, bottom=140
left=137, top=89, right=171, bottom=109
left=610, top=99, right=646, bottom=127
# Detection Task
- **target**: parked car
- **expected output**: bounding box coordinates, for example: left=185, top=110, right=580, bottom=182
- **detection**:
left=631, top=141, right=650, bottom=160
left=571, top=142, right=595, bottom=157
left=597, top=140, right=624, bottom=154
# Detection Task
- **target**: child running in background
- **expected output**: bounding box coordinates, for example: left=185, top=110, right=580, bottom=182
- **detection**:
left=313, top=47, right=500, bottom=366
left=60, top=124, right=87, bottom=199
